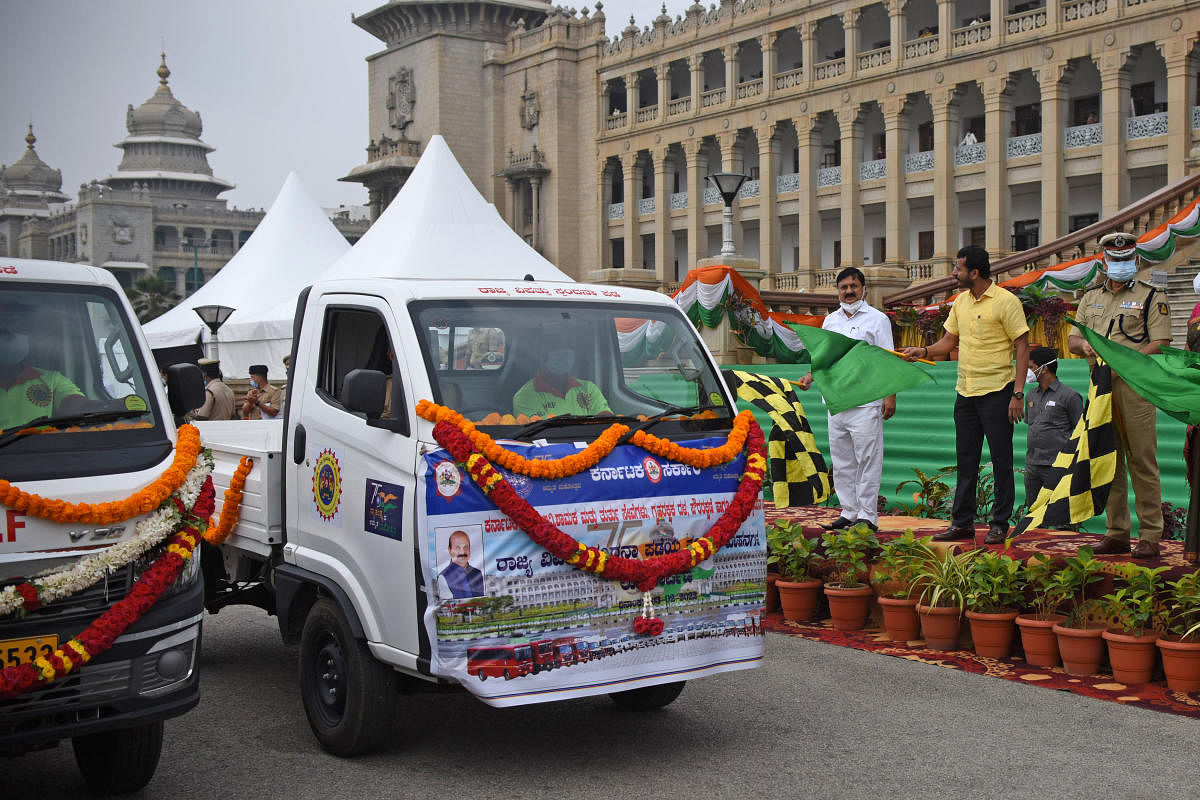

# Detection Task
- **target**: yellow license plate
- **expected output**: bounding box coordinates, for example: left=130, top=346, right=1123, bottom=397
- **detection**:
left=1, top=635, right=59, bottom=668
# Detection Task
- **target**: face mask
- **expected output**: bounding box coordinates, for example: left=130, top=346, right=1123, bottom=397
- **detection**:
left=1025, top=369, right=1036, bottom=384
left=543, top=349, right=574, bottom=376
left=0, top=332, right=28, bottom=366
left=1106, top=259, right=1137, bottom=283
left=840, top=299, right=865, bottom=315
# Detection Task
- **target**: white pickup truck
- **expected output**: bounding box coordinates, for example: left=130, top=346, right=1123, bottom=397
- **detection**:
left=1, top=258, right=206, bottom=794
left=199, top=275, right=767, bottom=755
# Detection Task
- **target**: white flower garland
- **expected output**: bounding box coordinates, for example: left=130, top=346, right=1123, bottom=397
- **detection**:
left=0, top=449, right=214, bottom=618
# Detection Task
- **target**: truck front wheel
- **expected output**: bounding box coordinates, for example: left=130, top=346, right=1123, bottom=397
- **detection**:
left=71, top=720, right=163, bottom=795
left=608, top=681, right=685, bottom=710
left=299, top=597, right=397, bottom=756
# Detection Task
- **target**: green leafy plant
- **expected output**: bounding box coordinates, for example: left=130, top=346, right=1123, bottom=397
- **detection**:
left=1099, top=563, right=1169, bottom=637
left=766, top=520, right=818, bottom=582
left=1017, top=285, right=1073, bottom=334
left=1163, top=569, right=1200, bottom=641
left=1021, top=553, right=1072, bottom=620
left=1048, top=546, right=1106, bottom=627
left=820, top=524, right=881, bottom=588
left=870, top=530, right=935, bottom=599
left=964, top=550, right=1026, bottom=613
left=895, top=467, right=955, bottom=519
left=911, top=545, right=978, bottom=610
left=1162, top=502, right=1188, bottom=541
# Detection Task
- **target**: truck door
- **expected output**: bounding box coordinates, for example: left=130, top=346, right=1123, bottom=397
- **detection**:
left=285, top=295, right=421, bottom=662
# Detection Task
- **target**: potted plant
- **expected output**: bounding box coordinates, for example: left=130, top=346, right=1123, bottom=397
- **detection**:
left=1050, top=547, right=1108, bottom=675
left=871, top=530, right=933, bottom=642
left=1157, top=569, right=1200, bottom=692
left=964, top=550, right=1026, bottom=659
left=767, top=521, right=822, bottom=623
left=1100, top=564, right=1168, bottom=685
left=1015, top=553, right=1070, bottom=667
left=912, top=545, right=976, bottom=650
left=820, top=524, right=880, bottom=630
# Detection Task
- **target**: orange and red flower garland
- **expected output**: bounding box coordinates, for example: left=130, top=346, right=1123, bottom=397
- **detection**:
left=204, top=456, right=254, bottom=545
left=0, top=475, right=215, bottom=700
left=431, top=417, right=766, bottom=594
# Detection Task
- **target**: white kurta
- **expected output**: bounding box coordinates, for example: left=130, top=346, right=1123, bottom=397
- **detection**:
left=821, top=304, right=893, bottom=524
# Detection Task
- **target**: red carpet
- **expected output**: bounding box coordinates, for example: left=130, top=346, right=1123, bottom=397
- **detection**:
left=763, top=503, right=1200, bottom=718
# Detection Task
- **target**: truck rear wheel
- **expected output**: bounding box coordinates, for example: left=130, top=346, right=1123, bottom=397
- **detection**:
left=299, top=597, right=397, bottom=756
left=608, top=681, right=685, bottom=710
left=71, top=720, right=163, bottom=795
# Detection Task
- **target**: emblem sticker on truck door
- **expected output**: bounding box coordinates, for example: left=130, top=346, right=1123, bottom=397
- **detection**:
left=312, top=448, right=342, bottom=522
left=364, top=479, right=404, bottom=540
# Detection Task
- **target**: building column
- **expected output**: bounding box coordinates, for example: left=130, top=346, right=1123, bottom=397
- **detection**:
left=598, top=85, right=611, bottom=135
left=888, top=0, right=904, bottom=68
left=622, top=152, right=642, bottom=269
left=598, top=164, right=611, bottom=268
left=656, top=61, right=670, bottom=120
left=175, top=270, right=186, bottom=297
left=984, top=78, right=1013, bottom=257
left=843, top=9, right=861, bottom=81
left=990, top=0, right=1006, bottom=47
left=724, top=43, right=738, bottom=106
left=530, top=176, right=542, bottom=251
left=1046, top=0, right=1062, bottom=33
left=760, top=33, right=777, bottom=99
left=1165, top=42, right=1197, bottom=183
left=795, top=114, right=821, bottom=285
left=507, top=178, right=521, bottom=230
left=1040, top=66, right=1069, bottom=243
left=932, top=88, right=961, bottom=273
left=654, top=146, right=672, bottom=284
left=689, top=54, right=703, bottom=118
left=884, top=97, right=910, bottom=270
left=800, top=21, right=815, bottom=91
left=626, top=72, right=640, bottom=131
left=367, top=188, right=382, bottom=221
left=757, top=124, right=781, bottom=278
left=839, top=110, right=865, bottom=268
left=686, top=138, right=707, bottom=268
left=937, top=0, right=953, bottom=59
left=1100, top=58, right=1131, bottom=218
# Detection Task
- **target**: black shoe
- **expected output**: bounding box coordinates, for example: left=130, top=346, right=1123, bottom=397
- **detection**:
left=984, top=524, right=1009, bottom=545
left=933, top=524, right=975, bottom=542
left=859, top=521, right=879, bottom=533
left=823, top=517, right=853, bottom=531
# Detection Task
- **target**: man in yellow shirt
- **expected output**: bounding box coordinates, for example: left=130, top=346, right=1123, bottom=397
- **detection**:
left=903, top=245, right=1029, bottom=544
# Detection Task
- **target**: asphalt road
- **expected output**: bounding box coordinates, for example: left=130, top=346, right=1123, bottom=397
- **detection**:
left=10, top=605, right=1200, bottom=799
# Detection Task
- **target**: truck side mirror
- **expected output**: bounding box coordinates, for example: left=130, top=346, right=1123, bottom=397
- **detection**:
left=341, top=368, right=387, bottom=418
left=166, top=363, right=205, bottom=418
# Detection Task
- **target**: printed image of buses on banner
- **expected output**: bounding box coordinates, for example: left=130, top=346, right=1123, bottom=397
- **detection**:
left=418, top=436, right=767, bottom=706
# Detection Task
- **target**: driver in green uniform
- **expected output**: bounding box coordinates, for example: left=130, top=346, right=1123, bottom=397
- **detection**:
left=512, top=322, right=611, bottom=418
left=0, top=313, right=86, bottom=431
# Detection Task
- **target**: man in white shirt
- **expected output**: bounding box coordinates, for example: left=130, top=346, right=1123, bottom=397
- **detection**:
left=798, top=267, right=895, bottom=532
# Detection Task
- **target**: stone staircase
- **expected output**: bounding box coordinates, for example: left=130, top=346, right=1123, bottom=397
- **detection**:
left=1166, top=256, right=1200, bottom=348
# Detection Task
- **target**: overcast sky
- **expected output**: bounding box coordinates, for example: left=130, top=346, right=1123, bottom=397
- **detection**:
left=0, top=1, right=692, bottom=212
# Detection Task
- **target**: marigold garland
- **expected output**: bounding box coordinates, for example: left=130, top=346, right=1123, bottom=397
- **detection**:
left=0, top=424, right=203, bottom=525
left=0, top=477, right=214, bottom=700
left=433, top=417, right=766, bottom=593
left=204, top=456, right=254, bottom=545
left=416, top=399, right=753, bottom=478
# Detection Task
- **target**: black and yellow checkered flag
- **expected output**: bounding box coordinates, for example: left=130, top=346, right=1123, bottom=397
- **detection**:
left=723, top=370, right=831, bottom=507
left=1012, top=364, right=1117, bottom=537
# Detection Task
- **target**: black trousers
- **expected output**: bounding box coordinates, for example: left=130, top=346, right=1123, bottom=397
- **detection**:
left=952, top=384, right=1016, bottom=529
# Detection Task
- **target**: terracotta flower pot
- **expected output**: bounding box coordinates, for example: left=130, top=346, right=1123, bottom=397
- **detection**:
left=878, top=596, right=921, bottom=642
left=916, top=604, right=963, bottom=650
left=1015, top=614, right=1066, bottom=667
left=765, top=573, right=781, bottom=613
left=1052, top=622, right=1108, bottom=676
left=777, top=578, right=822, bottom=622
left=824, top=584, right=874, bottom=630
left=1102, top=629, right=1160, bottom=685
left=966, top=609, right=1021, bottom=659
left=1157, top=636, right=1200, bottom=693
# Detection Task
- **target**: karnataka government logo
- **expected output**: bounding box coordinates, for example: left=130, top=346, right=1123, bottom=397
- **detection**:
left=434, top=460, right=461, bottom=500
left=313, top=449, right=342, bottom=521
left=642, top=456, right=663, bottom=484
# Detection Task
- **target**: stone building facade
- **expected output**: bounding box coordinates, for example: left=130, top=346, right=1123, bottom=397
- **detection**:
left=1, top=55, right=368, bottom=297
left=343, top=0, right=1200, bottom=296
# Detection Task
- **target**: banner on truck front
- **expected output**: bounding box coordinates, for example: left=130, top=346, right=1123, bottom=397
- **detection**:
left=417, top=435, right=766, bottom=706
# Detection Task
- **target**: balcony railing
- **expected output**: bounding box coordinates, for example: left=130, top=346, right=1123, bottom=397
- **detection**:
left=636, top=105, right=658, bottom=123
left=905, top=151, right=935, bottom=173
left=1127, top=111, right=1168, bottom=140
left=1065, top=122, right=1102, bottom=148
left=703, top=186, right=721, bottom=205
left=1193, top=105, right=1200, bottom=129
left=904, top=36, right=939, bottom=60
left=774, top=67, right=803, bottom=90
left=954, top=141, right=986, bottom=166
left=814, top=58, right=845, bottom=81
left=670, top=191, right=688, bottom=210
left=859, top=158, right=886, bottom=182
left=1007, top=132, right=1043, bottom=158
left=776, top=172, right=800, bottom=193
left=607, top=202, right=624, bottom=220
left=701, top=87, right=726, bottom=107
left=1006, top=7, right=1048, bottom=34
left=605, top=111, right=627, bottom=131
left=1062, top=0, right=1108, bottom=22
left=638, top=197, right=655, bottom=215
left=667, top=97, right=691, bottom=115
left=814, top=270, right=838, bottom=289
left=772, top=273, right=805, bottom=291
left=816, top=166, right=841, bottom=188
left=952, top=22, right=992, bottom=47
left=739, top=180, right=760, bottom=199
left=906, top=261, right=937, bottom=282
left=858, top=46, right=891, bottom=72
left=735, top=78, right=763, bottom=99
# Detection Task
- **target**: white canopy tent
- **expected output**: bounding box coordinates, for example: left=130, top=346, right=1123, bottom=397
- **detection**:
left=142, top=171, right=350, bottom=377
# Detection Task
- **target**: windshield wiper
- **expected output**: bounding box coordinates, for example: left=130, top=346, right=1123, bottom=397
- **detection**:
left=620, top=404, right=729, bottom=440
left=510, top=413, right=639, bottom=441
left=0, top=409, right=147, bottom=451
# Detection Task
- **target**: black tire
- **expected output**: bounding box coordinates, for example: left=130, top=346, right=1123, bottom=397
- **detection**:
left=608, top=680, right=686, bottom=710
left=299, top=597, right=397, bottom=756
left=71, top=720, right=163, bottom=795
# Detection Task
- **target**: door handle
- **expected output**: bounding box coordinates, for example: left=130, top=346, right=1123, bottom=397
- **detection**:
left=292, top=424, right=306, bottom=464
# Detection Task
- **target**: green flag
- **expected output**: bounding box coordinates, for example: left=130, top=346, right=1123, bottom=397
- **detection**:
left=1068, top=316, right=1200, bottom=425
left=785, top=323, right=934, bottom=416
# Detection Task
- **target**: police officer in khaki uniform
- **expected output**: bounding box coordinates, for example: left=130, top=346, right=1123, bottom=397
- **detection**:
left=1068, top=232, right=1171, bottom=558
left=189, top=358, right=236, bottom=421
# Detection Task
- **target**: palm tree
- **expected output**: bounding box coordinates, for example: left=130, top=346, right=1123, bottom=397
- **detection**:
left=126, top=276, right=179, bottom=322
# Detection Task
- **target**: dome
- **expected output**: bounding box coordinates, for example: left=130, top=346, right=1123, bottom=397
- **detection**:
left=125, top=54, right=203, bottom=139
left=2, top=125, right=64, bottom=193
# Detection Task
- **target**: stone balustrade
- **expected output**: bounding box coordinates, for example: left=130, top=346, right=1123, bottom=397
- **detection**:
left=774, top=67, right=803, bottom=91
left=735, top=78, right=763, bottom=99
left=814, top=58, right=845, bottom=81
left=858, top=46, right=891, bottom=72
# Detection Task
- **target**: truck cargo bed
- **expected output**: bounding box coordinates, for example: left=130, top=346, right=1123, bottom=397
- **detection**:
left=194, top=421, right=283, bottom=556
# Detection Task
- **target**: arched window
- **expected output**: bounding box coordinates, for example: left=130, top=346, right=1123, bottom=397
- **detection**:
left=157, top=266, right=176, bottom=286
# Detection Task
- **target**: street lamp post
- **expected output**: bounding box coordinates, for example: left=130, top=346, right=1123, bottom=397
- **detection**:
left=193, top=305, right=235, bottom=361
left=706, top=172, right=749, bottom=258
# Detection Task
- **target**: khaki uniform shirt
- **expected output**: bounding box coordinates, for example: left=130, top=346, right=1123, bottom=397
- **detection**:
left=943, top=282, right=1030, bottom=396
left=244, top=383, right=282, bottom=420
left=1075, top=279, right=1172, bottom=361
left=193, top=379, right=235, bottom=421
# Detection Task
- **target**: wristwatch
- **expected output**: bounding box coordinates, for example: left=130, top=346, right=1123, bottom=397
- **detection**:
left=1012, top=391, right=1024, bottom=400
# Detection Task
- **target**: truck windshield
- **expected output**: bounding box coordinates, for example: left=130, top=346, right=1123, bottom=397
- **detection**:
left=0, top=284, right=170, bottom=481
left=411, top=300, right=733, bottom=439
